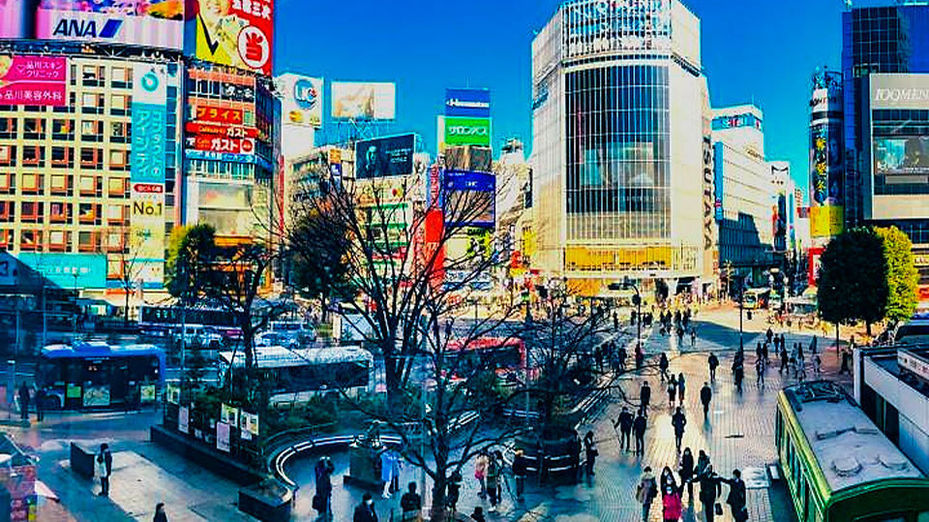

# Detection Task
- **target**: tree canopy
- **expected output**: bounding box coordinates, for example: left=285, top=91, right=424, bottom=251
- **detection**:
left=876, top=226, right=920, bottom=325
left=817, top=227, right=888, bottom=333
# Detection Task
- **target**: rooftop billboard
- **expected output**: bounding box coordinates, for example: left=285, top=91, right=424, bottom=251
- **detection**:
left=355, top=134, right=415, bottom=179
left=35, top=0, right=184, bottom=49
left=445, top=88, right=490, bottom=118
left=188, top=0, right=273, bottom=75
left=331, top=82, right=395, bottom=120
left=277, top=73, right=322, bottom=128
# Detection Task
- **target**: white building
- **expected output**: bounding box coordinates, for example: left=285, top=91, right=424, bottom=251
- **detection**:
left=711, top=104, right=775, bottom=287
left=530, top=0, right=708, bottom=298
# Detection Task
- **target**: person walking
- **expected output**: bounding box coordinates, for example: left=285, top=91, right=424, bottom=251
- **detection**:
left=679, top=447, right=695, bottom=502
left=813, top=354, right=822, bottom=377
left=755, top=357, right=765, bottom=388
left=512, top=449, right=528, bottom=501
left=313, top=456, right=335, bottom=520
left=695, top=450, right=711, bottom=480
left=635, top=343, right=645, bottom=370
left=659, top=353, right=670, bottom=382
left=399, top=482, right=422, bottom=522
left=700, top=382, right=713, bottom=420
left=734, top=363, right=744, bottom=394
left=474, top=452, right=488, bottom=499
left=698, top=465, right=722, bottom=522
left=583, top=430, right=597, bottom=477
left=671, top=407, right=687, bottom=453
left=708, top=353, right=719, bottom=382
left=446, top=471, right=462, bottom=513
left=640, top=381, right=652, bottom=412
left=677, top=372, right=686, bottom=406
left=353, top=493, right=378, bottom=522
left=722, top=469, right=748, bottom=522
left=636, top=466, right=658, bottom=521
left=633, top=410, right=648, bottom=456
left=662, top=484, right=684, bottom=522
left=615, top=406, right=634, bottom=452
left=617, top=346, right=627, bottom=372
left=153, top=502, right=168, bottom=522
left=660, top=466, right=678, bottom=496
left=690, top=326, right=697, bottom=348
left=779, top=345, right=789, bottom=375
left=486, top=452, right=501, bottom=513
left=470, top=507, right=486, bottom=522
left=667, top=376, right=677, bottom=408
left=17, top=383, right=29, bottom=423
left=34, top=387, right=45, bottom=423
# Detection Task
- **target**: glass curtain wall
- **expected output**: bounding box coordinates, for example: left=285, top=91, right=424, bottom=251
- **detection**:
left=564, top=64, right=670, bottom=242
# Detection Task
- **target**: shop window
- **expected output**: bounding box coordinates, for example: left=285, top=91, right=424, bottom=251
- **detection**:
left=0, top=118, right=17, bottom=139
left=20, top=230, right=41, bottom=251
left=0, top=145, right=16, bottom=166
left=22, top=145, right=45, bottom=167
left=51, top=146, right=74, bottom=168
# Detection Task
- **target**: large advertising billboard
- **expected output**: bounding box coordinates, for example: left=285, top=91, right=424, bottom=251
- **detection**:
left=277, top=74, right=322, bottom=128
left=14, top=253, right=107, bottom=288
left=188, top=0, right=273, bottom=75
left=130, top=63, right=167, bottom=285
left=331, top=82, right=395, bottom=120
left=355, top=134, right=415, bottom=179
left=443, top=170, right=495, bottom=228
left=0, top=55, right=67, bottom=106
left=873, top=136, right=929, bottom=177
left=563, top=0, right=671, bottom=58
left=445, top=88, right=490, bottom=118
left=443, top=116, right=491, bottom=147
left=35, top=0, right=184, bottom=49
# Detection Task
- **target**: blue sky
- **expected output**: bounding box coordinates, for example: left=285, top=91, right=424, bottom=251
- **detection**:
left=274, top=0, right=846, bottom=202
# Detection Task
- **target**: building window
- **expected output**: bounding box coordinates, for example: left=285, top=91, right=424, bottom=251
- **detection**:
left=50, top=174, right=70, bottom=194
left=107, top=177, right=127, bottom=197
left=109, top=149, right=128, bottom=170
left=78, top=231, right=98, bottom=252
left=51, top=119, right=73, bottom=140
left=20, top=173, right=43, bottom=194
left=0, top=118, right=17, bottom=139
left=23, top=118, right=45, bottom=140
left=81, top=120, right=103, bottom=142
left=0, top=145, right=16, bottom=166
left=53, top=92, right=77, bottom=114
left=110, top=121, right=129, bottom=143
left=81, top=93, right=104, bottom=114
left=82, top=65, right=103, bottom=86
left=106, top=204, right=127, bottom=224
left=0, top=173, right=13, bottom=194
left=0, top=229, right=10, bottom=248
left=20, top=230, right=41, bottom=251
left=51, top=146, right=74, bottom=168
left=48, top=230, right=68, bottom=252
left=79, top=202, right=100, bottom=224
left=110, top=94, right=129, bottom=116
left=22, top=145, right=45, bottom=167
left=49, top=201, right=70, bottom=223
left=80, top=147, right=103, bottom=169
left=0, top=201, right=12, bottom=222
left=111, top=67, right=130, bottom=88
left=20, top=201, right=43, bottom=222
left=106, top=231, right=125, bottom=252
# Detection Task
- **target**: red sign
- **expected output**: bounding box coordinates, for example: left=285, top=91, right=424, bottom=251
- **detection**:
left=193, top=0, right=274, bottom=75
left=0, top=55, right=67, bottom=106
left=186, top=122, right=258, bottom=138
left=187, top=135, right=255, bottom=155
left=133, top=183, right=164, bottom=193
left=194, top=104, right=244, bottom=125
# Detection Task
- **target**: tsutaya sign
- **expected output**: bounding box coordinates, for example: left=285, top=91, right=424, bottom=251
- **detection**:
left=871, top=73, right=929, bottom=110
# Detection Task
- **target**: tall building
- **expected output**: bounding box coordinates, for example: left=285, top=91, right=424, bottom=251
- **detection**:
left=710, top=104, right=775, bottom=288
left=809, top=68, right=844, bottom=246
left=531, top=0, right=707, bottom=298
left=842, top=1, right=929, bottom=293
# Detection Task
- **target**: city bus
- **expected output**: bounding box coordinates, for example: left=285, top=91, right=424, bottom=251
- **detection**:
left=36, top=341, right=166, bottom=410
left=218, top=345, right=374, bottom=405
left=444, top=337, right=528, bottom=381
left=742, top=288, right=770, bottom=309
left=138, top=305, right=241, bottom=340
left=776, top=381, right=929, bottom=521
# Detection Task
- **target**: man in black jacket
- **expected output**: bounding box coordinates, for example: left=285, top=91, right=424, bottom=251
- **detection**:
left=512, top=449, right=528, bottom=501
left=614, top=406, right=634, bottom=452
left=698, top=465, right=722, bottom=522
left=722, top=469, right=748, bottom=522
left=700, top=382, right=713, bottom=420
left=354, top=493, right=378, bottom=522
left=399, top=482, right=421, bottom=521
left=633, top=410, right=648, bottom=456
left=671, top=407, right=687, bottom=453
left=640, top=381, right=651, bottom=412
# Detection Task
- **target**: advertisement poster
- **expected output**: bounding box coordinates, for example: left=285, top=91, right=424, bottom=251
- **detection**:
left=186, top=135, right=254, bottom=154
left=140, top=384, right=156, bottom=402
left=442, top=116, right=492, bottom=147
left=0, top=55, right=67, bottom=106
left=331, top=82, right=395, bottom=120
left=166, top=383, right=179, bottom=404
left=35, top=1, right=184, bottom=50
left=190, top=0, right=273, bottom=75
left=278, top=74, right=322, bottom=128
left=220, top=403, right=239, bottom=426
left=240, top=411, right=259, bottom=438
left=178, top=405, right=189, bottom=434
left=445, top=88, right=490, bottom=118
left=66, top=383, right=81, bottom=399
left=82, top=385, right=111, bottom=407
left=443, top=170, right=495, bottom=228
left=216, top=421, right=230, bottom=452
left=355, top=134, right=415, bottom=179
left=14, top=253, right=106, bottom=288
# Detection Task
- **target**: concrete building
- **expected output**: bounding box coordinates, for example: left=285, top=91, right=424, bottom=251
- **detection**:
left=530, top=0, right=707, bottom=298
left=842, top=1, right=929, bottom=296
left=494, top=138, right=533, bottom=275
left=711, top=104, right=775, bottom=288
left=855, top=345, right=929, bottom=475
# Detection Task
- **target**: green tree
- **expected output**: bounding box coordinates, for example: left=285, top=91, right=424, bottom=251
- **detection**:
left=876, top=226, right=920, bottom=325
left=165, top=224, right=217, bottom=305
left=817, top=227, right=888, bottom=335
left=287, top=210, right=353, bottom=321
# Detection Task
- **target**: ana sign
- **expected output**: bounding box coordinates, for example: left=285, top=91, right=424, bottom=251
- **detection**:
left=36, top=9, right=183, bottom=50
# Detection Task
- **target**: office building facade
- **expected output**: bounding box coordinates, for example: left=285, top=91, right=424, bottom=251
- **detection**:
left=531, top=0, right=707, bottom=298
left=842, top=1, right=929, bottom=293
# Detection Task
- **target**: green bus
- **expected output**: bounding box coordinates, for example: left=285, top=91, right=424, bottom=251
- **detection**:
left=776, top=381, right=929, bottom=522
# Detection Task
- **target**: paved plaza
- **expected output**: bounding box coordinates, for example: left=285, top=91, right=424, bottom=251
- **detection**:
left=4, top=306, right=851, bottom=521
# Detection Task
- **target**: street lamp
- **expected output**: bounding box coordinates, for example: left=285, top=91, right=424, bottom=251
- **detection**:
left=739, top=277, right=745, bottom=351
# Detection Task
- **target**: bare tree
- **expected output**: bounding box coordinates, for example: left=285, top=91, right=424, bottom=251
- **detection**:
left=112, top=224, right=148, bottom=325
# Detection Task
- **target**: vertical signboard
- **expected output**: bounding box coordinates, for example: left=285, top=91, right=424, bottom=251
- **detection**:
left=445, top=88, right=490, bottom=117
left=809, top=81, right=844, bottom=238
left=331, top=82, right=395, bottom=120
left=189, top=0, right=273, bottom=75
left=130, top=63, right=167, bottom=285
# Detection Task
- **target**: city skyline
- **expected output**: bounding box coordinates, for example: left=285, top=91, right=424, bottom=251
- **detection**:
left=276, top=0, right=846, bottom=198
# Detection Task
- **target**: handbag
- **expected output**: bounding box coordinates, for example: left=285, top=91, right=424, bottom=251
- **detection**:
left=714, top=503, right=723, bottom=516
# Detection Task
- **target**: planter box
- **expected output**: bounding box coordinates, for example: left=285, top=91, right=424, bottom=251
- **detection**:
left=69, top=442, right=95, bottom=479
left=238, top=482, right=293, bottom=522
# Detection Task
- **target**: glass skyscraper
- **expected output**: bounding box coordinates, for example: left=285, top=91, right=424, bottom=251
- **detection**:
left=531, top=0, right=710, bottom=297
left=842, top=1, right=929, bottom=288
